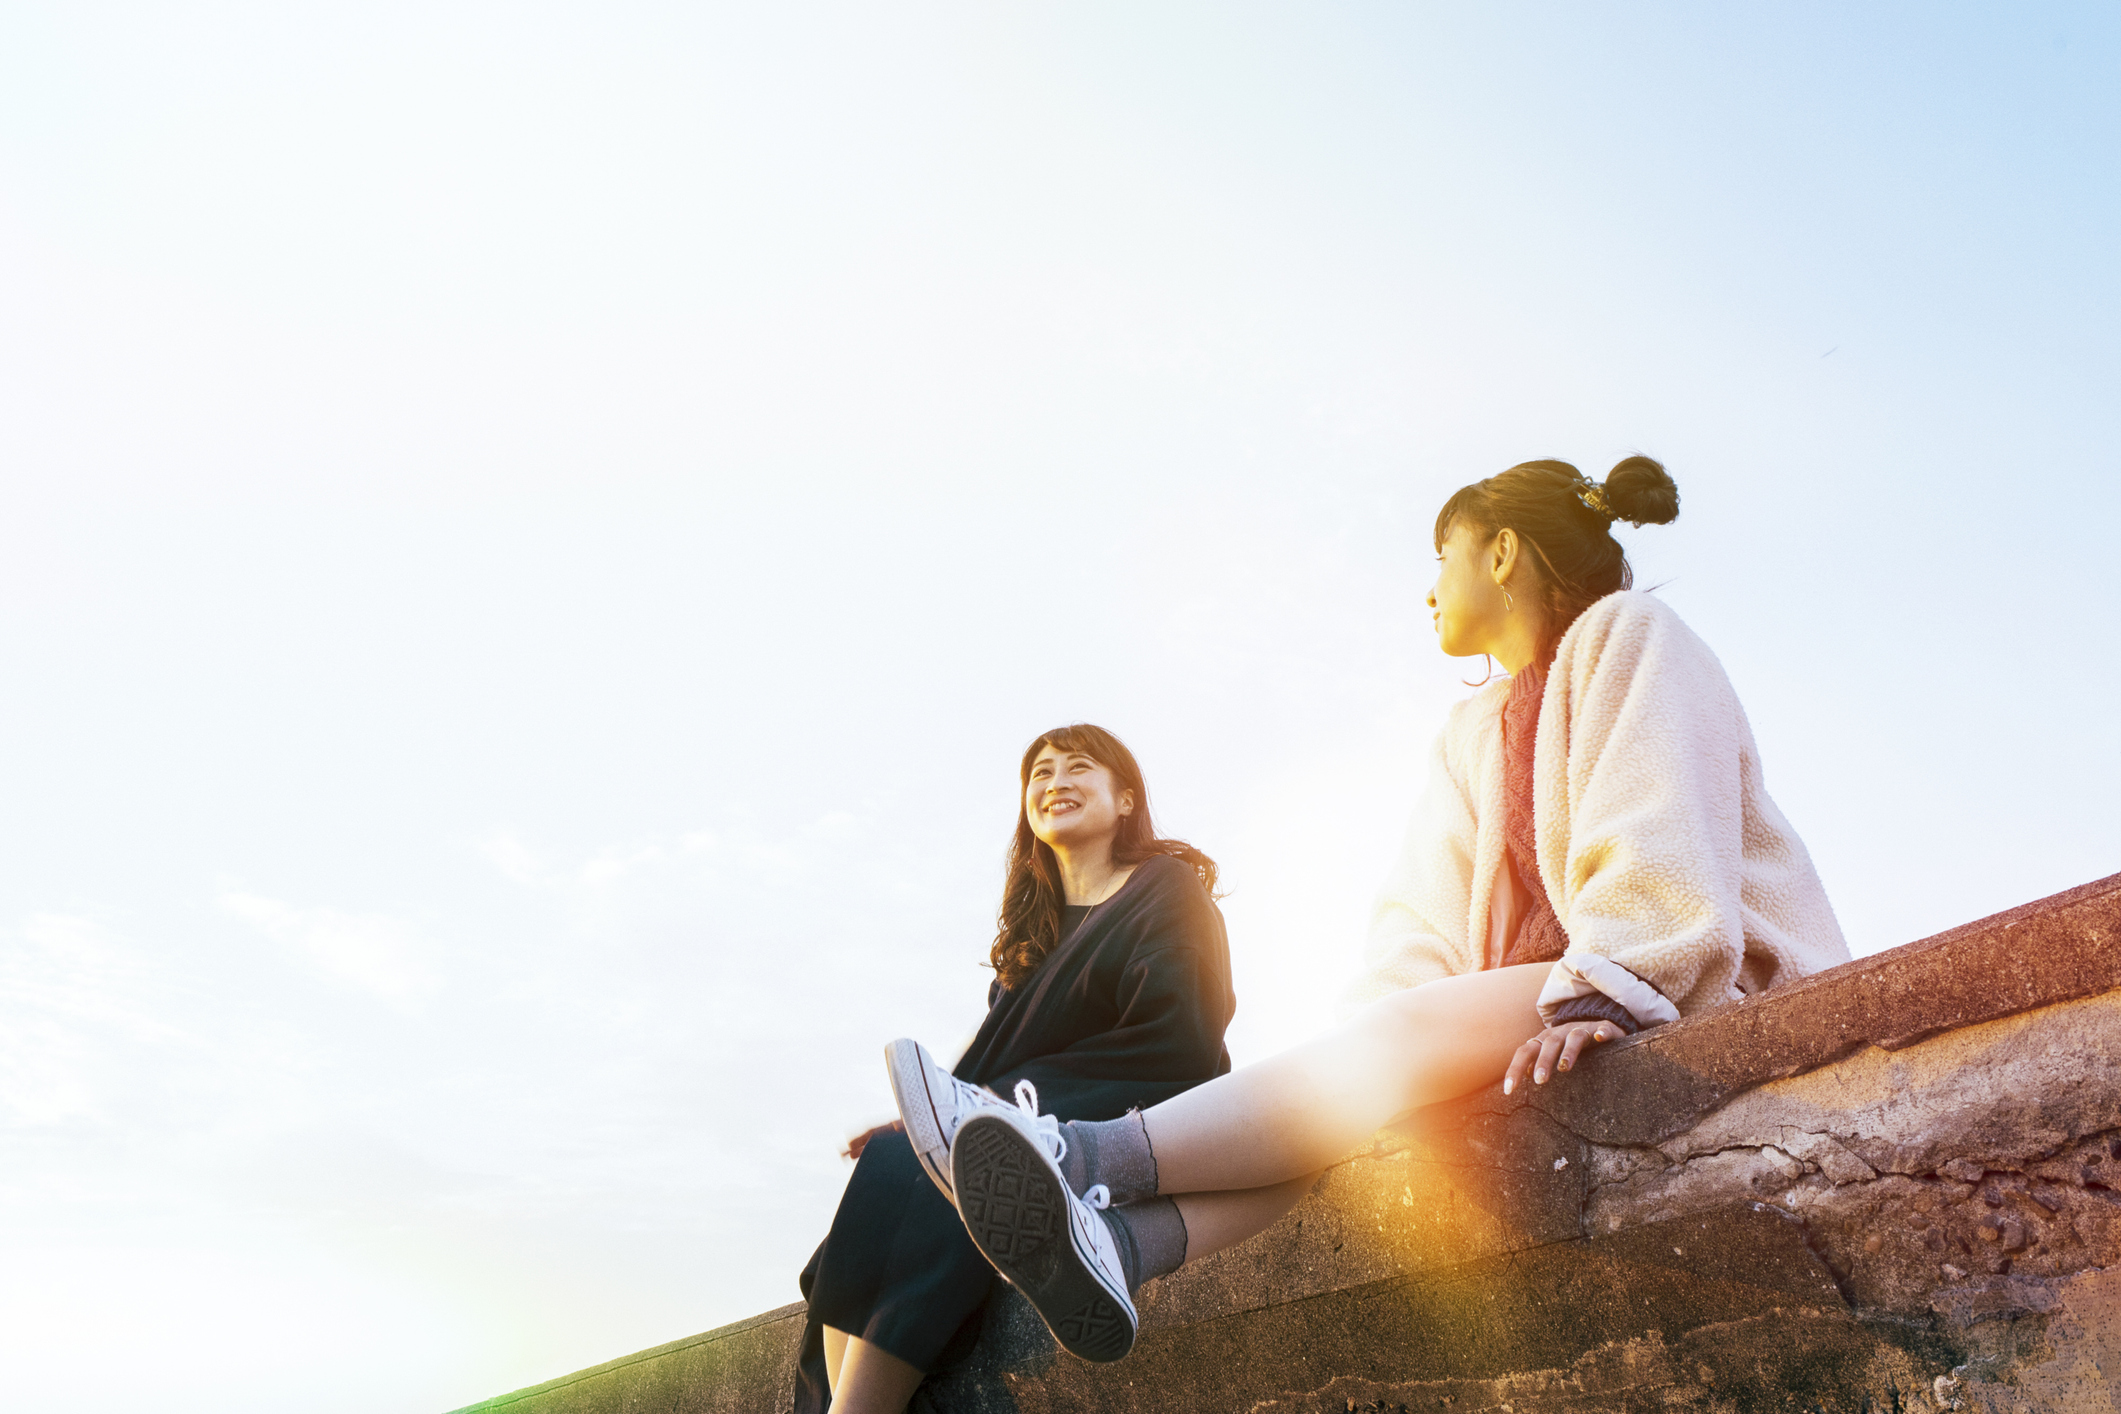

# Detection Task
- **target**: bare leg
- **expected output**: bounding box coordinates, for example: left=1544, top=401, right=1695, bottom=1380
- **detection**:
left=823, top=1329, right=926, bottom=1414
left=822, top=1325, right=849, bottom=1390
left=1173, top=1172, right=1320, bottom=1263
left=1145, top=964, right=1550, bottom=1195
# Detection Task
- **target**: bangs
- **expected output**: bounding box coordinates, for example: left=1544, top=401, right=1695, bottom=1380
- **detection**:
left=1029, top=727, right=1105, bottom=770
left=1433, top=482, right=1487, bottom=550
left=1037, top=726, right=1104, bottom=758
left=1021, top=723, right=1128, bottom=786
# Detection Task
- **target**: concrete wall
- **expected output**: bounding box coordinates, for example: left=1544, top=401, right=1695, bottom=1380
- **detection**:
left=449, top=1305, right=807, bottom=1414
left=450, top=872, right=2121, bottom=1414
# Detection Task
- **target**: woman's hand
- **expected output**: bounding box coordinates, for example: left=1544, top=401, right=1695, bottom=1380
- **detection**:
left=843, top=1120, right=904, bottom=1161
left=1502, top=1020, right=1616, bottom=1096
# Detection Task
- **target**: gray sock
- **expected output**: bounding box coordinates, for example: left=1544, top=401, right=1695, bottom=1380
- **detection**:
left=1057, top=1111, right=1160, bottom=1206
left=1103, top=1196, right=1189, bottom=1292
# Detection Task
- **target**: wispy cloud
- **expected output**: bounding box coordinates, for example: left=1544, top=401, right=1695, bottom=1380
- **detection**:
left=219, top=891, right=439, bottom=1008
left=0, top=914, right=157, bottom=1126
left=476, top=831, right=685, bottom=890
left=474, top=817, right=845, bottom=897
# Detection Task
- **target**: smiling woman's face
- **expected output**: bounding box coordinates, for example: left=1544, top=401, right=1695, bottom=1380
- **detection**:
left=1024, top=744, right=1134, bottom=854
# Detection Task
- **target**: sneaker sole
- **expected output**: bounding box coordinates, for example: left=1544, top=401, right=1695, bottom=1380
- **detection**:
left=884, top=1039, right=955, bottom=1200
left=952, top=1114, right=1137, bottom=1363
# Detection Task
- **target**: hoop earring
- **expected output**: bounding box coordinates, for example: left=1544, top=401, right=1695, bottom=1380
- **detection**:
left=1503, top=588, right=1514, bottom=613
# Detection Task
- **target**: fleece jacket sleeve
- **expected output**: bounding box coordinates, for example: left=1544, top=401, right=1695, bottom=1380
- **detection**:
left=1533, top=593, right=1751, bottom=1028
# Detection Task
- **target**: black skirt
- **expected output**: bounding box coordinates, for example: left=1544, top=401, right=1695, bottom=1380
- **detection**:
left=792, top=1131, right=994, bottom=1412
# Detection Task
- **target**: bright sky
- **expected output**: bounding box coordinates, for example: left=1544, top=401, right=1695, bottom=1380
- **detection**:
left=2, top=5, right=2116, bottom=1411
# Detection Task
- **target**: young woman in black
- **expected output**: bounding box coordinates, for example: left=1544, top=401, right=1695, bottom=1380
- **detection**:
left=795, top=723, right=1234, bottom=1413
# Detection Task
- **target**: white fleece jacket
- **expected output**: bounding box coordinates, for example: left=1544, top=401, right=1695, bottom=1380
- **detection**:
left=1346, top=591, right=1848, bottom=1028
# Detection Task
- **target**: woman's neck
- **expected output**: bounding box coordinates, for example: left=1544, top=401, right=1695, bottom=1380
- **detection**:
left=1493, top=607, right=1555, bottom=676
left=1052, top=845, right=1130, bottom=906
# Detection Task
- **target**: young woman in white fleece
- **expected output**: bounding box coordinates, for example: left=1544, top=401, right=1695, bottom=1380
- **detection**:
left=886, top=456, right=1850, bottom=1363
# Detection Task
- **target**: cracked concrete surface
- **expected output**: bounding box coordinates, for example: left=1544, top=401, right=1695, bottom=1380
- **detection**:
left=448, top=872, right=2121, bottom=1414
left=1584, top=992, right=2121, bottom=1313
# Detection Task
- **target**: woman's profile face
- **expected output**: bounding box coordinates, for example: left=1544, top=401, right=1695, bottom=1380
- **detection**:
left=1024, top=745, right=1134, bottom=854
left=1427, top=520, right=1507, bottom=659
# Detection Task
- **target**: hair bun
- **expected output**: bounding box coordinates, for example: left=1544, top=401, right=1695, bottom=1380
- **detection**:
left=1601, top=455, right=1680, bottom=527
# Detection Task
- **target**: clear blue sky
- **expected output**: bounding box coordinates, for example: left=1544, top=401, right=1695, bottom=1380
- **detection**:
left=2, top=5, right=2115, bottom=1411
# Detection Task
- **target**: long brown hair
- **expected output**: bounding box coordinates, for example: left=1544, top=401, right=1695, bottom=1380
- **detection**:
left=1434, top=455, right=1681, bottom=650
left=988, top=724, right=1218, bottom=991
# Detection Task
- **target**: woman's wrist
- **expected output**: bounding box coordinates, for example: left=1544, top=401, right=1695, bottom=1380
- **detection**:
left=1545, top=993, right=1637, bottom=1034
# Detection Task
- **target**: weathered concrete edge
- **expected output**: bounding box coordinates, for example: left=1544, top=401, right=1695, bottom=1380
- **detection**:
left=443, top=1301, right=807, bottom=1413
left=1512, top=870, right=2121, bottom=1147
left=906, top=1201, right=1872, bottom=1413
left=441, top=872, right=2121, bottom=1410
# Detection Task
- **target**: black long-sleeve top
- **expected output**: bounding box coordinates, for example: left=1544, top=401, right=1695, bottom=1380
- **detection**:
left=951, top=852, right=1235, bottom=1122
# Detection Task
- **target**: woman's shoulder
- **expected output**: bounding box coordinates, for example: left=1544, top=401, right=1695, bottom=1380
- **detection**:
left=1554, top=591, right=1736, bottom=701
left=1571, top=588, right=1683, bottom=635
left=1105, top=853, right=1224, bottom=942
left=1558, top=591, right=1718, bottom=662
left=1122, top=851, right=1215, bottom=907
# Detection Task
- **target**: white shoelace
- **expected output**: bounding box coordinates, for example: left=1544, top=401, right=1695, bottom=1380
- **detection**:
left=1010, top=1079, right=1070, bottom=1164
left=952, top=1073, right=1109, bottom=1214
left=1010, top=1079, right=1107, bottom=1210
left=946, top=1069, right=1084, bottom=1188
